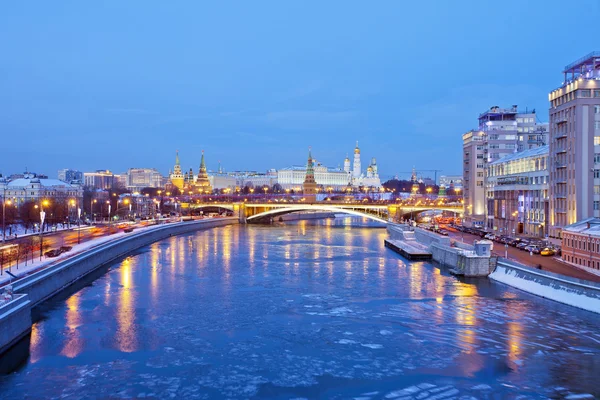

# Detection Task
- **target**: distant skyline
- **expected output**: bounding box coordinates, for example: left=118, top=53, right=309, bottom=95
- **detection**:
left=1, top=1, right=599, bottom=180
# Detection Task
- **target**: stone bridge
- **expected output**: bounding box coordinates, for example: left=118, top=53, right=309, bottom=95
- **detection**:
left=188, top=202, right=463, bottom=224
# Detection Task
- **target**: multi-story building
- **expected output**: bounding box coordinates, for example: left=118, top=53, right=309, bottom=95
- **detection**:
left=462, top=130, right=486, bottom=227
left=486, top=145, right=549, bottom=237
left=462, top=105, right=545, bottom=228
left=57, top=169, right=83, bottom=183
left=236, top=170, right=279, bottom=189
left=0, top=173, right=84, bottom=207
left=126, top=168, right=163, bottom=190
left=549, top=52, right=600, bottom=238
left=83, top=170, right=122, bottom=190
left=518, top=123, right=549, bottom=152
left=561, top=217, right=600, bottom=271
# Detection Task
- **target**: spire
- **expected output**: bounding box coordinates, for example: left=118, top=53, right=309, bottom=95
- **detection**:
left=218, top=160, right=223, bottom=174
left=175, top=150, right=180, bottom=166
left=354, top=141, right=360, bottom=154
left=306, top=146, right=314, bottom=176
left=200, top=150, right=206, bottom=169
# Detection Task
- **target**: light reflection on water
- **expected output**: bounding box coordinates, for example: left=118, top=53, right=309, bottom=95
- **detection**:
left=0, top=216, right=599, bottom=399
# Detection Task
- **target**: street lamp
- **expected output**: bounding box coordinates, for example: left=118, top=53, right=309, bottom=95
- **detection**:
left=68, top=198, right=76, bottom=228
left=263, top=187, right=268, bottom=201
left=91, top=198, right=97, bottom=223
left=77, top=207, right=82, bottom=244
left=1, top=195, right=11, bottom=243
left=39, top=199, right=49, bottom=261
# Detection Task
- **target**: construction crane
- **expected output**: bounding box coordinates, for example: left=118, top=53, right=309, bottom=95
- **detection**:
left=390, top=169, right=444, bottom=184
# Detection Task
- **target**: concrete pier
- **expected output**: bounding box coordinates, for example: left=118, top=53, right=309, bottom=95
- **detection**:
left=384, top=239, right=432, bottom=260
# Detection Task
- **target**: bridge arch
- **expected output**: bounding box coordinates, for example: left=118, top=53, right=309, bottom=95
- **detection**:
left=246, top=205, right=389, bottom=224
left=190, top=204, right=235, bottom=212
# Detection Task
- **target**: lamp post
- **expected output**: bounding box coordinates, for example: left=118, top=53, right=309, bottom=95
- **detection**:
left=77, top=207, right=81, bottom=244
left=91, top=198, right=97, bottom=223
left=68, top=198, right=75, bottom=229
left=263, top=187, right=268, bottom=201
left=39, top=199, right=48, bottom=261
left=1, top=194, right=10, bottom=243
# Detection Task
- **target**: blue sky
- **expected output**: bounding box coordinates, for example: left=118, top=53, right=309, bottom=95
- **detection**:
left=1, top=1, right=599, bottom=181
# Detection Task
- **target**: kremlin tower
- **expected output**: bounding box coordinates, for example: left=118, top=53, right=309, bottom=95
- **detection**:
left=169, top=150, right=185, bottom=191
left=195, top=150, right=212, bottom=193
left=303, top=147, right=317, bottom=203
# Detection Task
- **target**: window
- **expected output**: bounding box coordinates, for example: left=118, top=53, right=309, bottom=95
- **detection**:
left=595, top=153, right=600, bottom=163
left=595, top=136, right=600, bottom=146
left=595, top=105, right=600, bottom=114
left=594, top=169, right=600, bottom=178
left=476, top=181, right=484, bottom=187
left=596, top=121, right=600, bottom=130
left=580, top=89, right=591, bottom=98
left=477, top=172, right=484, bottom=177
left=595, top=186, right=600, bottom=194
left=595, top=90, right=600, bottom=98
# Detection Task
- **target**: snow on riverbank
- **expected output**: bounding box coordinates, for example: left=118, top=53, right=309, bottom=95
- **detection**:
left=490, top=264, right=600, bottom=314
left=0, top=222, right=180, bottom=287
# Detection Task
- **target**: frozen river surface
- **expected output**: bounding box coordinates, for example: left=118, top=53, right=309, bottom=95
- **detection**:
left=1, top=218, right=599, bottom=399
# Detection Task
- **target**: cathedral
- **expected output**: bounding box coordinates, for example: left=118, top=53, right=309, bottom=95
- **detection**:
left=169, top=150, right=213, bottom=193
left=345, top=142, right=381, bottom=188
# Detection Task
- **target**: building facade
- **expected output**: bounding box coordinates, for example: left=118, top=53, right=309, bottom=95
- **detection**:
left=549, top=52, right=600, bottom=238
left=462, top=106, right=546, bottom=228
left=0, top=173, right=84, bottom=207
left=486, top=146, right=549, bottom=237
left=57, top=169, right=83, bottom=183
left=126, top=168, right=163, bottom=190
left=561, top=217, right=600, bottom=271
left=83, top=170, right=122, bottom=190
left=278, top=142, right=381, bottom=190
left=439, top=175, right=463, bottom=189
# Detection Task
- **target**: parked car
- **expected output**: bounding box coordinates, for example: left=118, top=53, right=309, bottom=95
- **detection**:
left=525, top=245, right=541, bottom=254
left=60, top=246, right=73, bottom=253
left=516, top=241, right=530, bottom=250
left=438, top=229, right=449, bottom=236
left=44, top=249, right=62, bottom=258
left=540, top=248, right=555, bottom=256
left=508, top=238, right=522, bottom=247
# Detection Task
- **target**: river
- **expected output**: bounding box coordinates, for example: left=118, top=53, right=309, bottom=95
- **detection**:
left=0, top=217, right=598, bottom=399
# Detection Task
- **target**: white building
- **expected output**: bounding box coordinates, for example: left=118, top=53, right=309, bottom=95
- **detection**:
left=126, top=168, right=163, bottom=190
left=278, top=143, right=381, bottom=190
left=0, top=173, right=84, bottom=207
left=83, top=170, right=122, bottom=190
left=439, top=175, right=463, bottom=189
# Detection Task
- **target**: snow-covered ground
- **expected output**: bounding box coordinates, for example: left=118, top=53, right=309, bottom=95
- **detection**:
left=490, top=263, right=600, bottom=314
left=0, top=222, right=182, bottom=287
left=1, top=223, right=83, bottom=240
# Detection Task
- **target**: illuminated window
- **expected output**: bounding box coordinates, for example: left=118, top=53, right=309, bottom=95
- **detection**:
left=595, top=136, right=600, bottom=146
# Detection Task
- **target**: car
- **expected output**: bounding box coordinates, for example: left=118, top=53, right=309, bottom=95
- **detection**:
left=44, top=249, right=63, bottom=257
left=540, top=248, right=555, bottom=256
left=438, top=229, right=449, bottom=236
left=516, top=242, right=530, bottom=250
left=508, top=238, right=522, bottom=247
left=60, top=246, right=73, bottom=253
left=525, top=245, right=541, bottom=254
